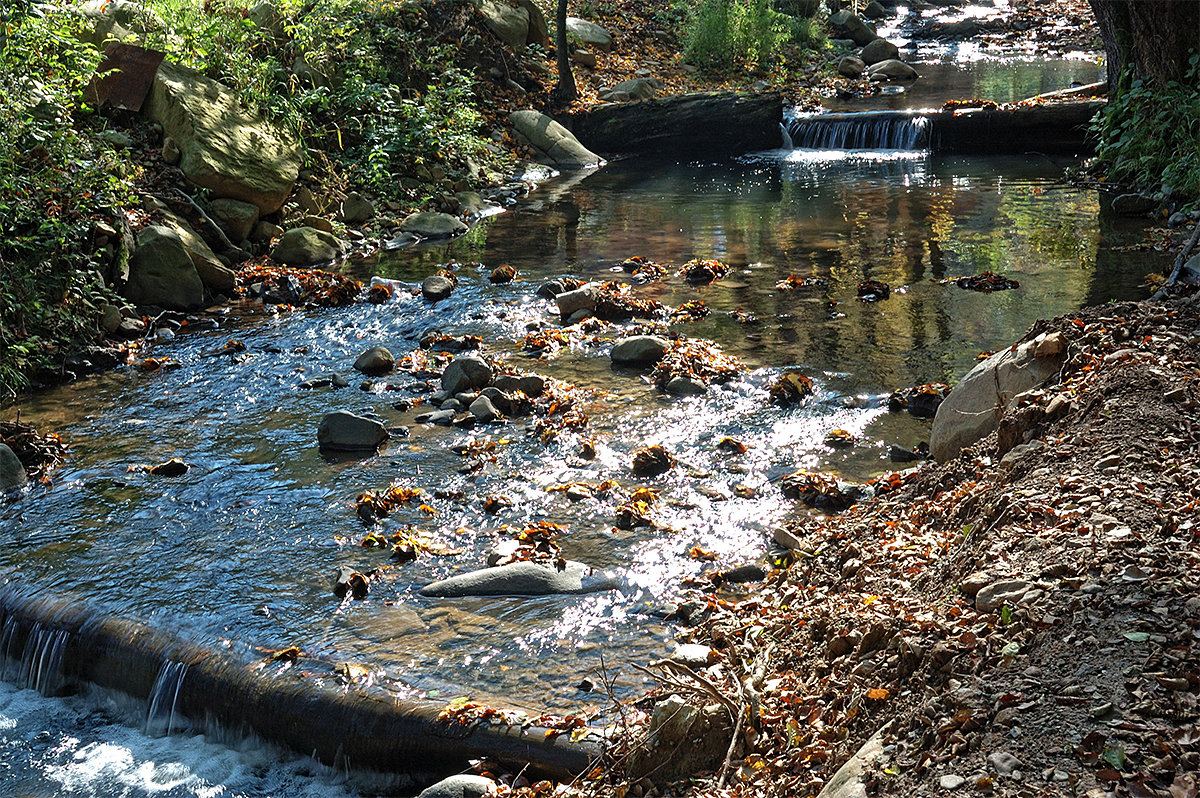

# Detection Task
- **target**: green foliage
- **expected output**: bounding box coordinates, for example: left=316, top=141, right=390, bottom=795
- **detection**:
left=1091, top=52, right=1200, bottom=207
left=0, top=2, right=129, bottom=398
left=683, top=0, right=794, bottom=72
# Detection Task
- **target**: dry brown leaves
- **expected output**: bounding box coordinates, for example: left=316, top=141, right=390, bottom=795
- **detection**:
left=651, top=338, right=744, bottom=390
left=237, top=261, right=361, bottom=308
left=0, top=420, right=68, bottom=483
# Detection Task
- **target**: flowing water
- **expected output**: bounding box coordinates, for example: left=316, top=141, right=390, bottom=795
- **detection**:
left=0, top=135, right=1163, bottom=793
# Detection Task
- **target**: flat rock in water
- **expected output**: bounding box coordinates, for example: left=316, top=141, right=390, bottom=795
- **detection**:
left=317, top=411, right=389, bottom=451
left=422, top=274, right=456, bottom=302
left=510, top=110, right=602, bottom=170
left=0, top=443, right=28, bottom=495
left=399, top=211, right=467, bottom=239
left=418, top=560, right=619, bottom=597
left=416, top=774, right=497, bottom=798
left=441, top=355, right=493, bottom=395
left=611, top=335, right=668, bottom=366
left=354, top=346, right=394, bottom=376
left=867, top=59, right=919, bottom=81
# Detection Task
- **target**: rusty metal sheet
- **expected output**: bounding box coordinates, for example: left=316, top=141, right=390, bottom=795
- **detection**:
left=85, top=42, right=165, bottom=112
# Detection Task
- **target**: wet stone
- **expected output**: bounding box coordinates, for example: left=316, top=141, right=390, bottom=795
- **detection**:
left=317, top=410, right=389, bottom=451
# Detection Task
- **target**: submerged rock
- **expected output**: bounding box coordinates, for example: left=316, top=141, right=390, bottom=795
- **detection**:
left=0, top=444, right=28, bottom=495
left=399, top=211, right=468, bottom=239
left=611, top=335, right=669, bottom=367
left=418, top=560, right=619, bottom=597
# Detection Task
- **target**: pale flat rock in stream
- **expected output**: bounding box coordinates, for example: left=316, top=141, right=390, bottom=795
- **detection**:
left=418, top=560, right=619, bottom=597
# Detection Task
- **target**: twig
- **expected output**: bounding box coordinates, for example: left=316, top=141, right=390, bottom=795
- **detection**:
left=716, top=701, right=747, bottom=789
left=1151, top=220, right=1200, bottom=300
left=172, top=188, right=238, bottom=252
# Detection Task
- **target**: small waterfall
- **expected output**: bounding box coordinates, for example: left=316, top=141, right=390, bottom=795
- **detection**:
left=15, top=622, right=69, bottom=695
left=145, top=660, right=189, bottom=736
left=779, top=122, right=794, bottom=149
left=787, top=111, right=930, bottom=151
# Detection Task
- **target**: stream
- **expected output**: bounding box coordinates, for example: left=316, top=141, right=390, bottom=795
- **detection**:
left=0, top=60, right=1164, bottom=798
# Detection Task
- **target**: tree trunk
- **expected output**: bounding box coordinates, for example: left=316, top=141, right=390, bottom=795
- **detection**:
left=1089, top=0, right=1200, bottom=90
left=552, top=0, right=577, bottom=105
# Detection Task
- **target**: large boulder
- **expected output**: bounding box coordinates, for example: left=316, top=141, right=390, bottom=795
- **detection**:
left=930, top=332, right=1068, bottom=462
left=566, top=17, right=613, bottom=51
left=399, top=212, right=468, bottom=239
left=207, top=198, right=260, bottom=243
left=144, top=60, right=301, bottom=213
left=0, top=443, right=27, bottom=495
left=471, top=0, right=529, bottom=49
left=418, top=560, right=619, bottom=597
left=860, top=37, right=899, bottom=65
left=271, top=226, right=343, bottom=266
left=510, top=110, right=602, bottom=170
left=158, top=210, right=237, bottom=294
left=828, top=10, right=877, bottom=46
left=124, top=225, right=205, bottom=310
left=77, top=0, right=165, bottom=47
left=317, top=411, right=389, bottom=452
left=441, top=355, right=493, bottom=395
left=515, top=0, right=550, bottom=46
left=867, top=59, right=919, bottom=81
left=837, top=55, right=866, bottom=78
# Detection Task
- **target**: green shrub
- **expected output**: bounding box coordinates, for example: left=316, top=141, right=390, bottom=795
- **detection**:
left=683, top=0, right=794, bottom=72
left=1091, top=52, right=1200, bottom=207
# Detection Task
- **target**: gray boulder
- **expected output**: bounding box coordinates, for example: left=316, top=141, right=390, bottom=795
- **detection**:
left=471, top=0, right=529, bottom=49
left=125, top=225, right=205, bottom=310
left=422, top=274, right=456, bottom=302
left=208, top=198, right=260, bottom=243
left=611, top=335, right=668, bottom=366
left=493, top=373, right=546, bottom=397
left=0, top=444, right=27, bottom=495
left=353, top=346, right=394, bottom=376
left=515, top=0, right=549, bottom=46
left=417, top=775, right=497, bottom=798
left=566, top=17, right=613, bottom=51
left=606, top=78, right=658, bottom=100
left=510, top=110, right=602, bottom=170
left=339, top=192, right=374, bottom=224
left=665, top=376, right=708, bottom=396
left=418, top=560, right=619, bottom=597
left=862, top=1, right=887, bottom=18
left=317, top=411, right=389, bottom=452
left=158, top=210, right=237, bottom=294
left=271, top=226, right=342, bottom=266
left=144, top=61, right=301, bottom=214
left=828, top=10, right=877, bottom=46
left=867, top=59, right=919, bottom=81
left=975, top=579, right=1044, bottom=612
left=441, top=355, right=493, bottom=395
left=930, top=332, right=1067, bottom=462
left=860, top=37, right=899, bottom=65
left=555, top=283, right=598, bottom=321
left=399, top=212, right=468, bottom=240
left=469, top=395, right=501, bottom=423
left=837, top=55, right=866, bottom=78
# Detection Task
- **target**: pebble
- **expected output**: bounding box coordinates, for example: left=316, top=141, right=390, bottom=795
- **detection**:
left=939, top=774, right=965, bottom=790
left=986, top=751, right=1022, bottom=777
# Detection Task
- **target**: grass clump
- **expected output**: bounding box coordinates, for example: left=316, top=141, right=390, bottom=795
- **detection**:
left=682, top=0, right=819, bottom=72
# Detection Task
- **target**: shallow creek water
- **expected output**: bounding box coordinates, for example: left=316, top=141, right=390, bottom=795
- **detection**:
left=0, top=144, right=1160, bottom=793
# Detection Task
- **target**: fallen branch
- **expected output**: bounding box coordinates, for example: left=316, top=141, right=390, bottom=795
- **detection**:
left=1151, top=220, right=1200, bottom=300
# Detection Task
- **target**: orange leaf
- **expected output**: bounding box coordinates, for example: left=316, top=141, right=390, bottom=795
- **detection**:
left=866, top=688, right=890, bottom=700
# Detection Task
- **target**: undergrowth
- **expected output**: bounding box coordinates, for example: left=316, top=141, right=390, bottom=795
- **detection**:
left=682, top=0, right=824, bottom=72
left=1090, top=52, right=1200, bottom=209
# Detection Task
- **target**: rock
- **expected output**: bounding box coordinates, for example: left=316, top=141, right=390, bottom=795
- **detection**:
left=666, top=376, right=707, bottom=396
left=493, top=373, right=546, bottom=397
left=628, top=694, right=731, bottom=783
left=555, top=283, right=598, bottom=321
left=0, top=443, right=28, bottom=495
left=828, top=10, right=877, bottom=46
left=161, top=136, right=181, bottom=164
left=939, top=774, right=966, bottom=790
left=537, top=278, right=571, bottom=298
left=248, top=0, right=285, bottom=36
left=77, top=0, right=165, bottom=46
left=469, top=395, right=501, bottom=423
left=317, top=411, right=389, bottom=452
left=867, top=59, right=919, bottom=81
left=353, top=346, right=394, bottom=376
left=471, top=0, right=529, bottom=49
left=975, top=579, right=1043, bottom=612
left=158, top=210, right=237, bottom=295
left=814, top=725, right=888, bottom=798
left=671, top=643, right=717, bottom=668
left=253, top=220, right=283, bottom=244
left=416, top=774, right=497, bottom=798
left=302, top=215, right=333, bottom=234
left=95, top=129, right=133, bottom=148
left=607, top=78, right=658, bottom=100
left=413, top=409, right=456, bottom=426
left=441, top=355, right=493, bottom=395
left=1110, top=192, right=1158, bottom=216
left=566, top=17, right=613, bottom=51
left=421, top=274, right=456, bottom=302
left=399, top=211, right=467, bottom=239
left=986, top=752, right=1023, bottom=777
left=861, top=37, right=899, bottom=65
left=571, top=50, right=598, bottom=68
left=207, top=198, right=260, bottom=243
left=940, top=19, right=980, bottom=38
left=100, top=303, right=124, bottom=334
left=513, top=0, right=549, bottom=45
left=930, top=331, right=1068, bottom=462
left=837, top=56, right=866, bottom=78
left=271, top=226, right=343, bottom=266
left=124, top=225, right=205, bottom=310
left=862, top=1, right=888, bottom=18
left=611, top=335, right=669, bottom=366
left=453, top=191, right=492, bottom=220
left=332, top=566, right=370, bottom=599
left=144, top=60, right=300, bottom=213
left=418, top=560, right=619, bottom=597
left=149, top=458, right=188, bottom=476
left=339, top=192, right=374, bottom=224
left=509, top=109, right=602, bottom=170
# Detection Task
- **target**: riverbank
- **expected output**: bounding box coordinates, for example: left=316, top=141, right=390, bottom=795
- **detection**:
left=525, top=292, right=1200, bottom=798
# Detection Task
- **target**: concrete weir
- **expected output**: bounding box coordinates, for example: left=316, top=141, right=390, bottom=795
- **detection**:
left=0, top=588, right=601, bottom=785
